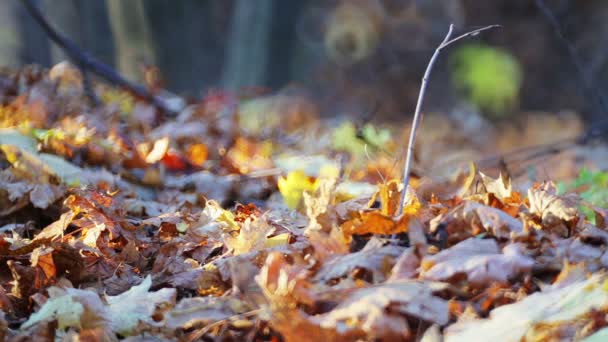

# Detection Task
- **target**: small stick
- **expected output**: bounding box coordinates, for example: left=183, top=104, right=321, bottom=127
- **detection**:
left=20, top=0, right=177, bottom=116
left=397, top=24, right=500, bottom=216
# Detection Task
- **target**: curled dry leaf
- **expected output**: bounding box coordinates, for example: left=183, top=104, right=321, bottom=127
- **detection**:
left=420, top=238, right=534, bottom=285
left=528, top=182, right=580, bottom=231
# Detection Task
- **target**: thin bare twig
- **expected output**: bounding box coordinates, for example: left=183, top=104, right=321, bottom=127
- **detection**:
left=397, top=24, right=500, bottom=216
left=20, top=0, right=178, bottom=116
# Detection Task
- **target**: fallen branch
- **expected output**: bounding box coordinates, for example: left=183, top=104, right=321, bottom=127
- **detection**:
left=398, top=24, right=500, bottom=216
left=20, top=0, right=178, bottom=116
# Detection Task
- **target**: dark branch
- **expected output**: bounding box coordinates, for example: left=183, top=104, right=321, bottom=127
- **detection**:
left=20, top=0, right=177, bottom=116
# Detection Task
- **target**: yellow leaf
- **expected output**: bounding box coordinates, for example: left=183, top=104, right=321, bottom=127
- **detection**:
left=278, top=170, right=317, bottom=209
left=265, top=233, right=291, bottom=248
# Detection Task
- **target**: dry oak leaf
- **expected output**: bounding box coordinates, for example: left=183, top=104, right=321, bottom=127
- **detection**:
left=313, top=281, right=450, bottom=341
left=420, top=238, right=534, bottom=285
left=528, top=182, right=579, bottom=230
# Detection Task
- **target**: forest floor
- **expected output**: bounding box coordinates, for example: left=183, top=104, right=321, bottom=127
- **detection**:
left=1, top=63, right=608, bottom=341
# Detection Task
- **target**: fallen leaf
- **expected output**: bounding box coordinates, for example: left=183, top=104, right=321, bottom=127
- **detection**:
left=314, top=239, right=404, bottom=283
left=420, top=238, right=534, bottom=285
left=445, top=274, right=608, bottom=342
left=313, top=281, right=450, bottom=340
left=528, top=182, right=580, bottom=231
left=106, top=275, right=176, bottom=335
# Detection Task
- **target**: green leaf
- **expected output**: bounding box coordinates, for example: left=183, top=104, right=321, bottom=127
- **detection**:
left=450, top=44, right=523, bottom=117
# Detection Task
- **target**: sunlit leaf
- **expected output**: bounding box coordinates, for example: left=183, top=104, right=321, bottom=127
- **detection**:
left=278, top=170, right=318, bottom=209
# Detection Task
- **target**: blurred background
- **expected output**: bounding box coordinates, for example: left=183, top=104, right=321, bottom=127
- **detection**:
left=1, top=0, right=607, bottom=123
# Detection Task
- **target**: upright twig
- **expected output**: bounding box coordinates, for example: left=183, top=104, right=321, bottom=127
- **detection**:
left=397, top=24, right=500, bottom=216
left=20, top=0, right=178, bottom=116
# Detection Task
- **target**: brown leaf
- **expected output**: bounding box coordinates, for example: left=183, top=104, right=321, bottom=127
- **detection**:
left=313, top=281, right=450, bottom=341
left=420, top=238, right=534, bottom=286
left=165, top=297, right=246, bottom=330
left=314, top=239, right=404, bottom=283
left=430, top=201, right=524, bottom=240
left=31, top=246, right=57, bottom=280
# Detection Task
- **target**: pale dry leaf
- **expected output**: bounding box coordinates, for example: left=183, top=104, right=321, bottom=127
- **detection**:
left=106, top=275, right=176, bottom=335
left=420, top=238, right=534, bottom=285
left=444, top=274, right=608, bottom=342
left=528, top=182, right=579, bottom=228
left=480, top=172, right=513, bottom=201
left=21, top=286, right=107, bottom=331
left=314, top=281, right=450, bottom=340
left=304, top=177, right=336, bottom=234
left=224, top=217, right=275, bottom=255
left=165, top=296, right=245, bottom=330
left=388, top=247, right=420, bottom=282
left=29, top=183, right=64, bottom=209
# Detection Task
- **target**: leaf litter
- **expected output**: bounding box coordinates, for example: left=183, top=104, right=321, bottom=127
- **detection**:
left=0, top=63, right=608, bottom=341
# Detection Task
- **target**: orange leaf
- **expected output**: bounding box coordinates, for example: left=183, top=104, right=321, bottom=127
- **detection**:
left=185, top=143, right=208, bottom=167
left=341, top=211, right=411, bottom=236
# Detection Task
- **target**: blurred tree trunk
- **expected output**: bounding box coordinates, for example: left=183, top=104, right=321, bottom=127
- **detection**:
left=221, top=0, right=275, bottom=90
left=0, top=1, right=23, bottom=68
left=40, top=0, right=114, bottom=66
left=17, top=0, right=51, bottom=66
left=106, top=0, right=155, bottom=82
left=144, top=0, right=232, bottom=95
